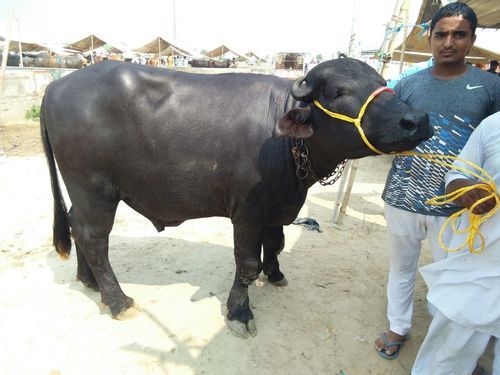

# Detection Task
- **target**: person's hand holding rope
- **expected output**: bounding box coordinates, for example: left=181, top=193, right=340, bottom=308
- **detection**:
left=446, top=178, right=497, bottom=215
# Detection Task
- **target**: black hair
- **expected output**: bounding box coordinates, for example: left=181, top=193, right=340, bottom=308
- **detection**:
left=430, top=2, right=478, bottom=34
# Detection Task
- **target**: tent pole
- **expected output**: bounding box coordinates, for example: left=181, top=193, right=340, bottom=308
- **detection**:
left=1, top=8, right=13, bottom=72
left=380, top=0, right=405, bottom=78
left=16, top=17, right=23, bottom=67
left=398, top=0, right=410, bottom=73
left=91, top=35, right=94, bottom=63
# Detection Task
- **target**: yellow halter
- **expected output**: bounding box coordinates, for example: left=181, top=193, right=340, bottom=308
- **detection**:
left=313, top=86, right=499, bottom=254
left=313, top=86, right=394, bottom=155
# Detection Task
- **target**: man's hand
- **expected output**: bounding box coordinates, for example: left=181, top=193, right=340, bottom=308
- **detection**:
left=446, top=178, right=496, bottom=215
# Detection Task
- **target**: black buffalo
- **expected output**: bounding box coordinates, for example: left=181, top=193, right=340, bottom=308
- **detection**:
left=0, top=52, right=35, bottom=67
left=34, top=53, right=86, bottom=69
left=40, top=58, right=431, bottom=338
left=189, top=58, right=232, bottom=68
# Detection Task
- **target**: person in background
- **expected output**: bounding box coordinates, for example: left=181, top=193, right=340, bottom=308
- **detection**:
left=486, top=60, right=498, bottom=75
left=412, top=111, right=500, bottom=375
left=374, top=1, right=500, bottom=360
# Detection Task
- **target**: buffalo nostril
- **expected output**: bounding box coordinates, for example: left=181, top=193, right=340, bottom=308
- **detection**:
left=400, top=118, right=417, bottom=131
left=400, top=113, right=418, bottom=132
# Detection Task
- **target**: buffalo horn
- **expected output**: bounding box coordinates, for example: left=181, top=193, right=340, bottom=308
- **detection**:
left=291, top=76, right=314, bottom=101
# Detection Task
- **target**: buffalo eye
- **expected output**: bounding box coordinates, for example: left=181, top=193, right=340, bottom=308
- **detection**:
left=326, top=88, right=341, bottom=100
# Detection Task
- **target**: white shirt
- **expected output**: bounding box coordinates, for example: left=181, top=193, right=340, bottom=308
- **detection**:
left=419, top=111, right=500, bottom=337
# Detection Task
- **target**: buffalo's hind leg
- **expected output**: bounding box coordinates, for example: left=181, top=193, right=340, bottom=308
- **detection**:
left=76, top=243, right=99, bottom=291
left=263, top=225, right=288, bottom=286
left=69, top=208, right=99, bottom=291
left=226, top=222, right=263, bottom=338
left=70, top=196, right=138, bottom=319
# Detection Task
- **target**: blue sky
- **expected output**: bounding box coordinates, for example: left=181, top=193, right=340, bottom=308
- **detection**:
left=0, top=0, right=399, bottom=58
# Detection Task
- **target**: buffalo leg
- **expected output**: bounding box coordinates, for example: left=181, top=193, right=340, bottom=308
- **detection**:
left=226, top=222, right=263, bottom=338
left=262, top=225, right=287, bottom=286
left=69, top=207, right=98, bottom=291
left=75, top=243, right=98, bottom=291
left=70, top=199, right=135, bottom=318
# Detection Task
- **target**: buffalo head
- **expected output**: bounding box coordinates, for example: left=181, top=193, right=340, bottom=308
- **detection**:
left=274, top=58, right=432, bottom=158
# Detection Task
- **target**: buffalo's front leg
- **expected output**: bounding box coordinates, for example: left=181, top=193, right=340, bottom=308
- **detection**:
left=262, top=225, right=287, bottom=286
left=226, top=222, right=263, bottom=338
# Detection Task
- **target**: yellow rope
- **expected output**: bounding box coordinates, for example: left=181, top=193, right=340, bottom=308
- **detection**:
left=313, top=89, right=499, bottom=253
left=313, top=86, right=393, bottom=156
left=400, top=152, right=499, bottom=254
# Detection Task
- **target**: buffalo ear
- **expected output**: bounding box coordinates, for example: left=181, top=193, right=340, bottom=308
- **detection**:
left=273, top=107, right=313, bottom=138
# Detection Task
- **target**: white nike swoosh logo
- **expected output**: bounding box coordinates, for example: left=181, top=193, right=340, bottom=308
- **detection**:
left=466, top=84, right=483, bottom=90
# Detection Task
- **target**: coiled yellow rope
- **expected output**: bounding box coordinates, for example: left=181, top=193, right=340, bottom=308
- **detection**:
left=314, top=88, right=499, bottom=253
left=399, top=152, right=499, bottom=254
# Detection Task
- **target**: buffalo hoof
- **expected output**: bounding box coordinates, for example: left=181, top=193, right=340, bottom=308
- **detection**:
left=115, top=303, right=143, bottom=320
left=270, top=277, right=288, bottom=287
left=227, top=318, right=257, bottom=339
left=267, top=271, right=288, bottom=287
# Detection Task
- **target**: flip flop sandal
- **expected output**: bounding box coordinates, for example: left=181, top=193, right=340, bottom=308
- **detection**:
left=376, top=332, right=407, bottom=360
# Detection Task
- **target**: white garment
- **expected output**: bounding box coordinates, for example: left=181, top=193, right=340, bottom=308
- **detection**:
left=420, top=112, right=500, bottom=336
left=384, top=204, right=450, bottom=336
left=411, top=310, right=500, bottom=375
left=414, top=112, right=500, bottom=373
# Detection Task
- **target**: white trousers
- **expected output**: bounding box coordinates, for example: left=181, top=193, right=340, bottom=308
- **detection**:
left=384, top=204, right=450, bottom=336
left=412, top=310, right=500, bottom=374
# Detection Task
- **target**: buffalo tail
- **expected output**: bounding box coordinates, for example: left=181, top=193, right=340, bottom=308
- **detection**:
left=40, top=94, right=72, bottom=258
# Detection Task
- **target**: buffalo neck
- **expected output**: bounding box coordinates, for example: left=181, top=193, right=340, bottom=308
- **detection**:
left=302, top=122, right=352, bottom=182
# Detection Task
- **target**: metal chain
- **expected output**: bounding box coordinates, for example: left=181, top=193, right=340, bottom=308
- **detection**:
left=291, top=139, right=347, bottom=186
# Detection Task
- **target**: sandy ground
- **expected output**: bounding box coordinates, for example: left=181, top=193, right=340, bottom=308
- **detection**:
left=0, top=123, right=492, bottom=375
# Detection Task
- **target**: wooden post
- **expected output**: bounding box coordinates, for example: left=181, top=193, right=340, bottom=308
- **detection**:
left=332, top=160, right=352, bottom=224
left=337, top=159, right=359, bottom=224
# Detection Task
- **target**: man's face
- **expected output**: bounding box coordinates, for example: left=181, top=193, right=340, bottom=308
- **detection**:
left=428, top=16, right=476, bottom=66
